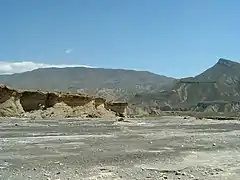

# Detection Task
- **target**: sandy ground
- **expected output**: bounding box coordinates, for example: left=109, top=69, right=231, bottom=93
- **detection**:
left=0, top=116, right=240, bottom=180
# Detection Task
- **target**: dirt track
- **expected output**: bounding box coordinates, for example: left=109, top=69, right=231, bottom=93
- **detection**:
left=0, top=116, right=240, bottom=180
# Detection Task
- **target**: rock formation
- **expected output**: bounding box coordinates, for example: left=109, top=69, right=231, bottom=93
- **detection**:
left=193, top=101, right=240, bottom=112
left=129, top=58, right=240, bottom=114
left=105, top=101, right=128, bottom=117
left=0, top=84, right=128, bottom=119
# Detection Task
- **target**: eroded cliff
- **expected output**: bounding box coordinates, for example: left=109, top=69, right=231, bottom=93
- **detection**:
left=0, top=85, right=128, bottom=118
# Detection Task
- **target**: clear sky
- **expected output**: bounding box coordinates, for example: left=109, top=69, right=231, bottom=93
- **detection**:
left=1, top=0, right=240, bottom=77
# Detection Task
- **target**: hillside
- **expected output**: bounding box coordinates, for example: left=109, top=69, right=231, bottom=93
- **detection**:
left=130, top=58, right=240, bottom=113
left=2, top=58, right=240, bottom=114
left=0, top=67, right=175, bottom=101
left=0, top=84, right=127, bottom=118
left=175, top=58, right=240, bottom=103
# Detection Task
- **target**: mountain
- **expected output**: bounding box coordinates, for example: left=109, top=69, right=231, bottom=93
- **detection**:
left=0, top=67, right=175, bottom=101
left=174, top=58, right=240, bottom=103
left=130, top=58, right=240, bottom=113
left=2, top=58, right=239, bottom=114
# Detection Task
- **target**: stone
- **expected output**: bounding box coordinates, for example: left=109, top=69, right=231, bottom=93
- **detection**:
left=117, top=117, right=125, bottom=122
left=44, top=173, right=50, bottom=177
left=181, top=172, right=187, bottom=176
left=189, top=174, right=195, bottom=178
left=175, top=171, right=181, bottom=175
left=0, top=85, right=128, bottom=119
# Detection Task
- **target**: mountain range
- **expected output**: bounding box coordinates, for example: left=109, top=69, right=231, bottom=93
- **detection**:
left=0, top=67, right=175, bottom=101
left=0, top=58, right=240, bottom=113
left=130, top=58, right=240, bottom=113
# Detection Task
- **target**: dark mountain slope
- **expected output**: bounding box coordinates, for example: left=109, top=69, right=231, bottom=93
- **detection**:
left=176, top=58, right=240, bottom=102
left=130, top=58, right=240, bottom=112
left=0, top=67, right=175, bottom=101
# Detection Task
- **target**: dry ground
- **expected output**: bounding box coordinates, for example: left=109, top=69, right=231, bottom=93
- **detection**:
left=0, top=116, right=240, bottom=180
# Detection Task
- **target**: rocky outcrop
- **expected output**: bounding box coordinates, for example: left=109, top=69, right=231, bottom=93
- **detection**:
left=0, top=85, right=128, bottom=118
left=0, top=85, right=24, bottom=117
left=46, top=92, right=94, bottom=107
left=105, top=102, right=128, bottom=117
left=129, top=58, right=240, bottom=114
left=20, top=90, right=48, bottom=111
left=193, top=101, right=240, bottom=112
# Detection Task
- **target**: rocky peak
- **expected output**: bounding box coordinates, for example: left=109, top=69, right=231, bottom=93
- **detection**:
left=216, top=58, right=239, bottom=68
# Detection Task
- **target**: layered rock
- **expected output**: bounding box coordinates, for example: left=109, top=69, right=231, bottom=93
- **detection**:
left=0, top=85, right=24, bottom=117
left=129, top=58, right=240, bottom=114
left=193, top=101, right=240, bottom=112
left=105, top=101, right=128, bottom=117
left=20, top=90, right=48, bottom=111
left=0, top=85, right=128, bottom=118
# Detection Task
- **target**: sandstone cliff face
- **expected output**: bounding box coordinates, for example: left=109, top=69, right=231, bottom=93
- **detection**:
left=105, top=102, right=128, bottom=117
left=46, top=92, right=94, bottom=107
left=0, top=85, right=24, bottom=117
left=20, top=91, right=48, bottom=111
left=0, top=85, right=128, bottom=118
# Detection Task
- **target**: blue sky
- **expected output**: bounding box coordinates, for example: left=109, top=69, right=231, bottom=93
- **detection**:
left=0, top=0, right=240, bottom=77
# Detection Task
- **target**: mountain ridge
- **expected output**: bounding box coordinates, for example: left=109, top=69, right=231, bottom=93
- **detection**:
left=0, top=66, right=176, bottom=101
left=129, top=58, right=240, bottom=113
left=1, top=58, right=240, bottom=114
